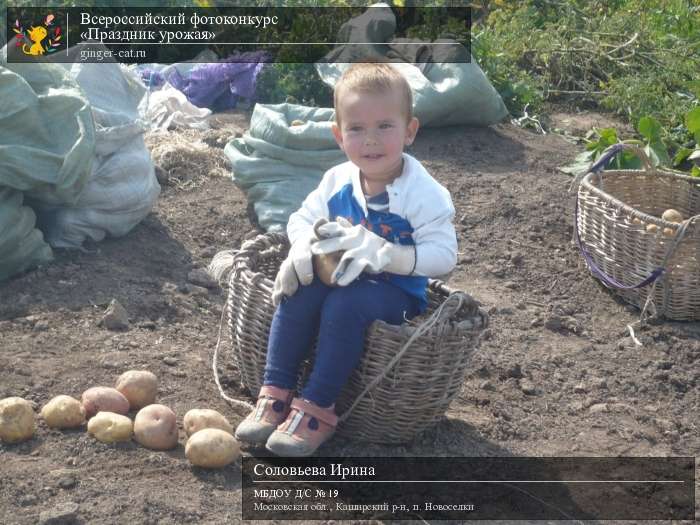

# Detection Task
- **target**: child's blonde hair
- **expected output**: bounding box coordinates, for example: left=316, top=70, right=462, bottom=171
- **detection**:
left=333, top=62, right=413, bottom=125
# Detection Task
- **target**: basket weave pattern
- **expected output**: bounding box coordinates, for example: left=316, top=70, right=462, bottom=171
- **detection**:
left=577, top=145, right=700, bottom=320
left=225, top=233, right=487, bottom=443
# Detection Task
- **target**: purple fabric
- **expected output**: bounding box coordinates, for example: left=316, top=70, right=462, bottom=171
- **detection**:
left=139, top=68, right=165, bottom=89
left=166, top=50, right=268, bottom=111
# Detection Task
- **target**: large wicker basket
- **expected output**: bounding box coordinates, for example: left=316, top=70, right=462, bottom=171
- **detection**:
left=576, top=143, right=700, bottom=321
left=223, top=232, right=488, bottom=444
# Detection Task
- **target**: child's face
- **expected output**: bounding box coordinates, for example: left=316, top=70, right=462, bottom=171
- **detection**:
left=332, top=89, right=419, bottom=183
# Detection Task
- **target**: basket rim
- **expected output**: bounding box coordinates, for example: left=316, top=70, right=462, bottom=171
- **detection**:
left=234, top=263, right=484, bottom=326
left=580, top=169, right=700, bottom=227
left=229, top=232, right=488, bottom=327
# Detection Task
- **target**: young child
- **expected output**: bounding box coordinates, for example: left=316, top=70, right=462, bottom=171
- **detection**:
left=235, top=62, right=457, bottom=456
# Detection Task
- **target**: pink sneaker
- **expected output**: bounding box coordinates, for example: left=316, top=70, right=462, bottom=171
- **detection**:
left=234, top=385, right=294, bottom=445
left=265, top=398, right=338, bottom=457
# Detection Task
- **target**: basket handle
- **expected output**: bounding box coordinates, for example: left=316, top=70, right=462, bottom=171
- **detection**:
left=574, top=194, right=665, bottom=289
left=428, top=279, right=489, bottom=326
left=568, top=143, right=654, bottom=195
left=589, top=143, right=654, bottom=174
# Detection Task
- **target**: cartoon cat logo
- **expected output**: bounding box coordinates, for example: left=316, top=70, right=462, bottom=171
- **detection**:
left=13, top=14, right=62, bottom=56
left=24, top=25, right=48, bottom=55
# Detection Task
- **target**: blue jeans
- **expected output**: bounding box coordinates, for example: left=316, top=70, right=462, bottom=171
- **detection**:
left=263, top=276, right=420, bottom=407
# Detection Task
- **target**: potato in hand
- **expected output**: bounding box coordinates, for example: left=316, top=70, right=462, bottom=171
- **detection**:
left=313, top=252, right=343, bottom=287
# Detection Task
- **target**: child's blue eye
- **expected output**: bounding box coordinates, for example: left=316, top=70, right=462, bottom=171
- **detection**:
left=348, top=126, right=362, bottom=132
left=380, top=123, right=393, bottom=129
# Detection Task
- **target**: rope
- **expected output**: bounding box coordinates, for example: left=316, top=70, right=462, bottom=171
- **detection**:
left=626, top=216, right=697, bottom=346
left=337, top=292, right=475, bottom=422
left=210, top=236, right=289, bottom=413
left=208, top=249, right=237, bottom=287
left=211, top=278, right=255, bottom=412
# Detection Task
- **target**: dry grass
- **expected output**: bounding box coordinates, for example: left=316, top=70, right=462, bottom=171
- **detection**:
left=145, top=129, right=233, bottom=191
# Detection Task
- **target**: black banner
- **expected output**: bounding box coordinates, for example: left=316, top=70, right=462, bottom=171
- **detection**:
left=242, top=456, right=695, bottom=520
left=6, top=6, right=471, bottom=64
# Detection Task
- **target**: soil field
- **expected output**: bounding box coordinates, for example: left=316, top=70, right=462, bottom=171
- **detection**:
left=1, top=110, right=698, bottom=524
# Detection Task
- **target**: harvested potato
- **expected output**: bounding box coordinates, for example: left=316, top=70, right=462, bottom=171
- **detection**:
left=41, top=395, right=85, bottom=429
left=631, top=217, right=642, bottom=225
left=0, top=397, right=35, bottom=443
left=313, top=252, right=343, bottom=287
left=115, top=370, right=158, bottom=410
left=81, top=387, right=130, bottom=419
left=186, top=428, right=240, bottom=468
left=645, top=224, right=659, bottom=234
left=87, top=411, right=133, bottom=443
left=661, top=209, right=683, bottom=223
left=663, top=227, right=676, bottom=237
left=134, top=404, right=178, bottom=450
left=183, top=409, right=234, bottom=437
left=290, top=119, right=305, bottom=126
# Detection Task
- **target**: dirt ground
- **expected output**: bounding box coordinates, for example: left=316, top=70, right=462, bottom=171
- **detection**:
left=1, top=109, right=698, bottom=525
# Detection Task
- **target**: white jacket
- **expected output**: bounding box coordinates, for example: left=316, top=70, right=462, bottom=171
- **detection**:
left=288, top=153, right=457, bottom=278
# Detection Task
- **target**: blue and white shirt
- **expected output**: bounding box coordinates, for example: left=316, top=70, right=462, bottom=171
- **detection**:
left=288, top=153, right=457, bottom=311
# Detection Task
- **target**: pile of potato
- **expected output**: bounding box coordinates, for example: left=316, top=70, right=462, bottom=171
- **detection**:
left=634, top=208, right=685, bottom=236
left=0, top=370, right=240, bottom=469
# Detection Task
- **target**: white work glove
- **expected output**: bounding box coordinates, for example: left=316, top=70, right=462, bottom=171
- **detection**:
left=272, top=218, right=328, bottom=306
left=311, top=217, right=416, bottom=286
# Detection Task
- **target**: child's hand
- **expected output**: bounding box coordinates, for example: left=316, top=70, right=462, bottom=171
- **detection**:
left=312, top=217, right=415, bottom=286
left=272, top=218, right=328, bottom=305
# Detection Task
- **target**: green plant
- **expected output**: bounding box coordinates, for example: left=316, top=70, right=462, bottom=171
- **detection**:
left=255, top=63, right=333, bottom=106
left=471, top=27, right=544, bottom=117
left=561, top=108, right=700, bottom=177
left=473, top=0, right=699, bottom=129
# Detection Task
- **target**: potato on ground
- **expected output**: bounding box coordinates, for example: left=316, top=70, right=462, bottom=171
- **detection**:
left=0, top=397, right=35, bottom=444
left=134, top=404, right=178, bottom=450
left=186, top=428, right=240, bottom=468
left=87, top=412, right=133, bottom=443
left=41, top=395, right=85, bottom=429
left=183, top=408, right=233, bottom=437
left=115, top=370, right=158, bottom=410
left=81, top=387, right=130, bottom=419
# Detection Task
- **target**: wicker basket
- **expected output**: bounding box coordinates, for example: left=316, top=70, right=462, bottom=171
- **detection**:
left=224, top=232, right=488, bottom=444
left=576, top=143, right=700, bottom=321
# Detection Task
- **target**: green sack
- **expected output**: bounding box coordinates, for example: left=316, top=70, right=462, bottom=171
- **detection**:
left=0, top=64, right=95, bottom=206
left=224, top=103, right=346, bottom=232
left=0, top=62, right=95, bottom=280
left=315, top=4, right=509, bottom=128
left=0, top=187, right=52, bottom=282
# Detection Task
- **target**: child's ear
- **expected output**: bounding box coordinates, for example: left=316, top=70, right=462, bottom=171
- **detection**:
left=404, top=117, right=419, bottom=146
left=331, top=123, right=344, bottom=150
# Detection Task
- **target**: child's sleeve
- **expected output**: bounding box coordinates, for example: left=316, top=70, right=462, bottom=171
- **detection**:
left=286, top=169, right=334, bottom=244
left=410, top=186, right=458, bottom=277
